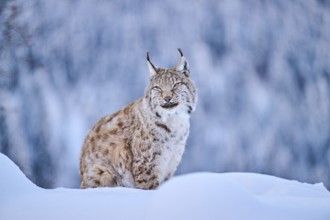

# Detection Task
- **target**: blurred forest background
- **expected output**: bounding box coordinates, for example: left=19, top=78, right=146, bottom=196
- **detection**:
left=0, top=0, right=329, bottom=189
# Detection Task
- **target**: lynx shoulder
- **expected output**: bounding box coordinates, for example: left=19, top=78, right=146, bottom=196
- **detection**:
left=80, top=49, right=197, bottom=189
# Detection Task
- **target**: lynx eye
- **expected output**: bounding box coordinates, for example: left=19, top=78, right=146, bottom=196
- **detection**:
left=173, top=82, right=184, bottom=89
left=152, top=86, right=162, bottom=91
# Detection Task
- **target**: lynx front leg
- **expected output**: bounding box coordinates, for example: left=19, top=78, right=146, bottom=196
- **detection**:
left=163, top=145, right=185, bottom=182
left=132, top=149, right=163, bottom=190
left=132, top=160, right=161, bottom=190
left=80, top=165, right=120, bottom=188
left=164, top=171, right=174, bottom=182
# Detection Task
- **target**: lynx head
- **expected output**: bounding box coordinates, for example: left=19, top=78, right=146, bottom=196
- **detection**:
left=145, top=49, right=197, bottom=118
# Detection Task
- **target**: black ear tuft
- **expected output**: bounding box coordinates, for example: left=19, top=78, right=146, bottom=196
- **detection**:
left=178, top=48, right=184, bottom=57
left=147, top=51, right=158, bottom=76
left=147, top=51, right=151, bottom=62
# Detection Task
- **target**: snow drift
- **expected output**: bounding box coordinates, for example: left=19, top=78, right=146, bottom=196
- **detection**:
left=0, top=153, right=329, bottom=220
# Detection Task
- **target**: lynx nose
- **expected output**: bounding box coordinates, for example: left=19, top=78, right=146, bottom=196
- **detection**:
left=164, top=96, right=172, bottom=103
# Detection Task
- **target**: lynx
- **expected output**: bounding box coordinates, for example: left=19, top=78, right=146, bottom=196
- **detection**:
left=80, top=49, right=197, bottom=189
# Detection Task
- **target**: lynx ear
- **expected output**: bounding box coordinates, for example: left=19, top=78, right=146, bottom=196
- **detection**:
left=176, top=48, right=190, bottom=77
left=147, top=51, right=158, bottom=76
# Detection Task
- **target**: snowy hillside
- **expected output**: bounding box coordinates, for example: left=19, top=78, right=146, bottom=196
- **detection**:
left=1, top=154, right=329, bottom=220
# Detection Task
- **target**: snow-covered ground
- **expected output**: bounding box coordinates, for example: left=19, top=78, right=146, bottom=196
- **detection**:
left=0, top=153, right=329, bottom=220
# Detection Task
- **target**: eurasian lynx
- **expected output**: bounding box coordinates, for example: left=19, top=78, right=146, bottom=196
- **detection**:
left=80, top=49, right=197, bottom=189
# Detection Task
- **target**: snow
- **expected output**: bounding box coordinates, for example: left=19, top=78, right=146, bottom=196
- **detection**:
left=0, top=153, right=329, bottom=220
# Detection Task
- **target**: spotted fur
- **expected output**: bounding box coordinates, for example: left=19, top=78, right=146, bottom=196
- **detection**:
left=80, top=49, right=197, bottom=189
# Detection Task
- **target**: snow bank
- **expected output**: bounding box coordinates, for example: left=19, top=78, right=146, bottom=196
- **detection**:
left=145, top=173, right=330, bottom=220
left=0, top=153, right=152, bottom=220
left=0, top=153, right=329, bottom=220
